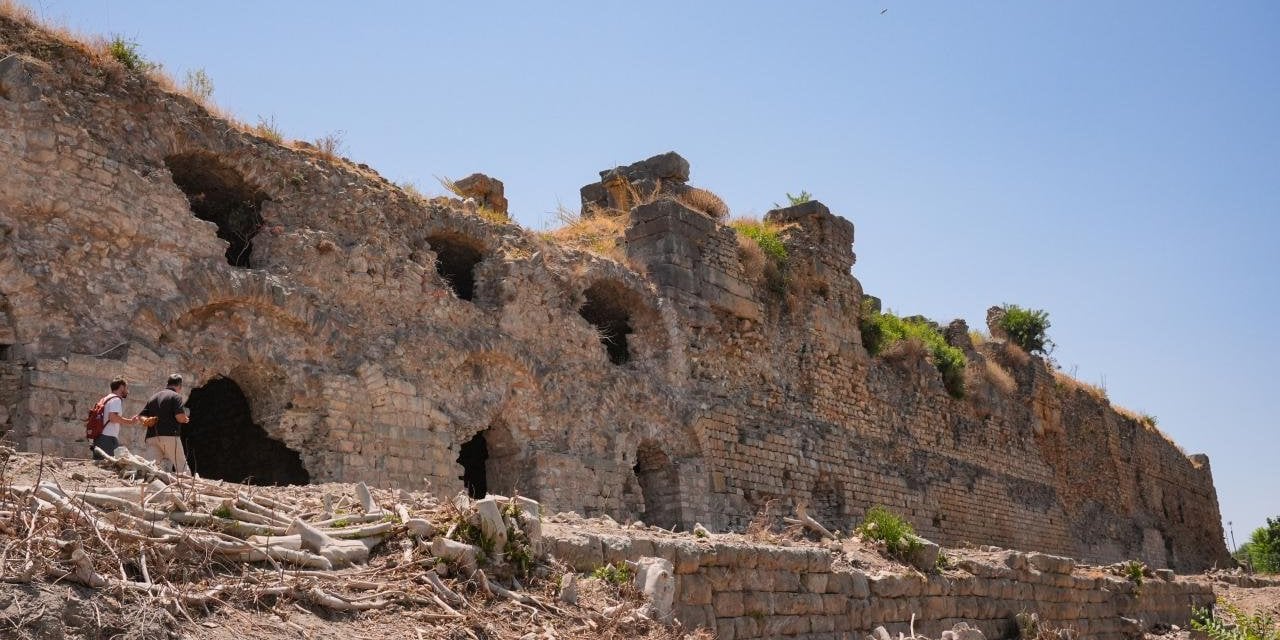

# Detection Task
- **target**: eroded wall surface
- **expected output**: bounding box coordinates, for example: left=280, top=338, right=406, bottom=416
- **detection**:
left=0, top=14, right=1229, bottom=570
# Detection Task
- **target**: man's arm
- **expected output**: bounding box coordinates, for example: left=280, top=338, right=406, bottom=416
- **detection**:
left=106, top=410, right=137, bottom=427
left=176, top=411, right=190, bottom=424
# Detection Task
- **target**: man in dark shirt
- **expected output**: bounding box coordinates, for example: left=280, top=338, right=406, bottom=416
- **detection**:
left=139, top=373, right=191, bottom=474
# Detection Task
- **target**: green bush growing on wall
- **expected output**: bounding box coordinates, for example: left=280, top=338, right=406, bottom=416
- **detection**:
left=860, top=299, right=967, bottom=398
left=998, top=304, right=1054, bottom=354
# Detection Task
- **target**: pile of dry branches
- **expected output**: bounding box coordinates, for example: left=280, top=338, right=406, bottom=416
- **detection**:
left=0, top=444, right=578, bottom=632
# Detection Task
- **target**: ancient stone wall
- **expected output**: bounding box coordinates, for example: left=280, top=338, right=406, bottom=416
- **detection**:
left=0, top=13, right=1230, bottom=571
left=545, top=524, right=1217, bottom=640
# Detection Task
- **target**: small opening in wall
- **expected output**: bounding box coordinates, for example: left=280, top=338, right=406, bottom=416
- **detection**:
left=579, top=280, right=638, bottom=366
left=182, top=376, right=309, bottom=485
left=633, top=441, right=680, bottom=530
left=810, top=475, right=845, bottom=533
left=427, top=233, right=485, bottom=301
left=164, top=152, right=268, bottom=267
left=457, top=425, right=520, bottom=499
left=0, top=345, right=9, bottom=360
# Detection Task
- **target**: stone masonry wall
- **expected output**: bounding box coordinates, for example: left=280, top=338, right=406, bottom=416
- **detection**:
left=0, top=12, right=1231, bottom=572
left=545, top=524, right=1217, bottom=640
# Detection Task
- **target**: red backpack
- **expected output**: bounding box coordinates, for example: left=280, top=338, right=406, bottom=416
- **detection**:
left=84, top=393, right=118, bottom=441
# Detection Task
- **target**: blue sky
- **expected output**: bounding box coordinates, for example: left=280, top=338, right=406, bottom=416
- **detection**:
left=24, top=1, right=1278, bottom=546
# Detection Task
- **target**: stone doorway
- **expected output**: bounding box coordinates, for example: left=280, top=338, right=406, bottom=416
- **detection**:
left=165, top=152, right=268, bottom=267
left=456, top=423, right=520, bottom=499
left=181, top=376, right=309, bottom=486
left=633, top=441, right=681, bottom=530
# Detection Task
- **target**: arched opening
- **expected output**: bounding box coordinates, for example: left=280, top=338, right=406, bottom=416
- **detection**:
left=633, top=441, right=681, bottom=530
left=579, top=280, right=637, bottom=365
left=456, top=423, right=520, bottom=498
left=165, top=152, right=268, bottom=267
left=182, top=376, right=309, bottom=485
left=427, top=233, right=485, bottom=301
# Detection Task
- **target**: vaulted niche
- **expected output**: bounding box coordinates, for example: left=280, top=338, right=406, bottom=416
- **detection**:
left=426, top=233, right=485, bottom=301
left=182, top=377, right=309, bottom=486
left=456, top=422, right=520, bottom=499
left=579, top=280, right=639, bottom=366
left=165, top=152, right=268, bottom=267
left=633, top=441, right=680, bottom=530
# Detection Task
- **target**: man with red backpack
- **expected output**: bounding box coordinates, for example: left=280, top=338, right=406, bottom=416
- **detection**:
left=86, top=376, right=140, bottom=459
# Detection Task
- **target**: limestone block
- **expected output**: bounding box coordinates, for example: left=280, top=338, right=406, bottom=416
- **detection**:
left=547, top=533, right=601, bottom=572
left=676, top=573, right=712, bottom=606
left=633, top=556, right=675, bottom=621
left=713, top=590, right=745, bottom=618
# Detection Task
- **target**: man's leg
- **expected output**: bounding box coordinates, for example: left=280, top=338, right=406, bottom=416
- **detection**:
left=168, top=436, right=189, bottom=474
left=144, top=437, right=172, bottom=471
left=93, top=435, right=118, bottom=458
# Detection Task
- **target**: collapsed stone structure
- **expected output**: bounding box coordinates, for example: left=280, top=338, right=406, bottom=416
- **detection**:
left=0, top=13, right=1230, bottom=573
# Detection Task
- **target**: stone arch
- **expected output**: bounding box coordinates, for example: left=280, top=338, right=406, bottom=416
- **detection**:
left=633, top=440, right=681, bottom=530
left=182, top=373, right=309, bottom=486
left=425, top=232, right=487, bottom=301
left=446, top=350, right=541, bottom=498
left=579, top=279, right=645, bottom=365
left=164, top=151, right=269, bottom=267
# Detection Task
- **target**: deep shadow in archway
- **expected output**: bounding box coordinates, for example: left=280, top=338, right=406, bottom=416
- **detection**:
left=182, top=377, right=309, bottom=486
left=457, top=424, right=521, bottom=499
left=580, top=280, right=637, bottom=365
left=634, top=441, right=680, bottom=530
left=165, top=152, right=269, bottom=267
left=427, top=233, right=485, bottom=301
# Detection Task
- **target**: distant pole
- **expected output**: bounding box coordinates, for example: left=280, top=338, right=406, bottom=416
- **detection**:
left=1228, top=521, right=1237, bottom=553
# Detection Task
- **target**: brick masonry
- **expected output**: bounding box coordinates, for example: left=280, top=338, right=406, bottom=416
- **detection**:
left=0, top=13, right=1230, bottom=573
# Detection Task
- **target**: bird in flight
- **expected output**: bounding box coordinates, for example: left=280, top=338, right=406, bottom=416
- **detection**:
left=881, top=8, right=888, bottom=14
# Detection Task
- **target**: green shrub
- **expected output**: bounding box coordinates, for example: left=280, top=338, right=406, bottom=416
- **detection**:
left=860, top=300, right=967, bottom=398
left=998, top=304, right=1054, bottom=354
left=1123, top=560, right=1145, bottom=588
left=106, top=36, right=151, bottom=72
left=1192, top=600, right=1280, bottom=640
left=773, top=190, right=812, bottom=208
left=857, top=505, right=922, bottom=559
left=590, top=562, right=633, bottom=585
left=731, top=219, right=788, bottom=263
left=1244, top=517, right=1280, bottom=573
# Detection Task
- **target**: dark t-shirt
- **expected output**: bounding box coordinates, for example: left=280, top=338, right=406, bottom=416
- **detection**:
left=140, top=388, right=185, bottom=438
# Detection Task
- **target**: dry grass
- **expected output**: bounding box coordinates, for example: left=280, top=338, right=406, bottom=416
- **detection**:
left=675, top=187, right=729, bottom=218
left=542, top=204, right=629, bottom=262
left=983, top=359, right=1017, bottom=394
left=1002, top=341, right=1032, bottom=367
left=1051, top=370, right=1108, bottom=403
left=736, top=232, right=767, bottom=284
left=880, top=337, right=929, bottom=366
left=969, top=330, right=988, bottom=346
left=250, top=115, right=283, bottom=143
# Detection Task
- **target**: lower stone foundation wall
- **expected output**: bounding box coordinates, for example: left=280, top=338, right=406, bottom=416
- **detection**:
left=545, top=525, right=1215, bottom=640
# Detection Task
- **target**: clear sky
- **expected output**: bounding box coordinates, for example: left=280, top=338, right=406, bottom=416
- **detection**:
left=23, top=1, right=1278, bottom=548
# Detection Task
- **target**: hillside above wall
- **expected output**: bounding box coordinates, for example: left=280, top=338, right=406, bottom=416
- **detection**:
left=0, top=9, right=1231, bottom=573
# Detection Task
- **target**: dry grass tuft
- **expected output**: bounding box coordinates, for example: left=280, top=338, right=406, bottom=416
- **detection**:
left=312, top=131, right=346, bottom=161
left=880, top=337, right=929, bottom=366
left=676, top=187, right=729, bottom=218
left=736, top=232, right=767, bottom=284
left=1052, top=370, right=1108, bottom=402
left=542, top=204, right=629, bottom=262
left=983, top=359, right=1017, bottom=394
left=1002, top=341, right=1032, bottom=367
